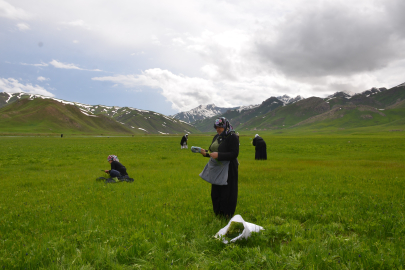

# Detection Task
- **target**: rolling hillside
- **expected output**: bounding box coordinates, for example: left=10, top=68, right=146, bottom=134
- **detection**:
left=237, top=97, right=329, bottom=131
left=0, top=98, right=133, bottom=134
left=0, top=92, right=199, bottom=135
left=238, top=83, right=405, bottom=132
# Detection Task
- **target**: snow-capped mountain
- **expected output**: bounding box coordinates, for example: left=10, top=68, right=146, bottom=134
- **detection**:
left=171, top=104, right=240, bottom=123
left=236, top=104, right=260, bottom=112
left=172, top=95, right=303, bottom=123
left=276, top=95, right=304, bottom=105
left=356, top=87, right=387, bottom=97
left=325, top=91, right=352, bottom=101
left=325, top=87, right=388, bottom=101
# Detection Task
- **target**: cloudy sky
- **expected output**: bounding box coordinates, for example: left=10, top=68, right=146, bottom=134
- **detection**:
left=1, top=0, right=404, bottom=115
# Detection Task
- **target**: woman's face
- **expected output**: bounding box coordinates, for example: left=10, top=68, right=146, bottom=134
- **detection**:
left=108, top=160, right=112, bottom=164
left=215, top=126, right=225, bottom=134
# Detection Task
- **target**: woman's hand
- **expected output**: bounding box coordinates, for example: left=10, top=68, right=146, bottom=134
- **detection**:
left=104, top=170, right=109, bottom=174
left=210, top=152, right=218, bottom=159
left=201, top=149, right=206, bottom=156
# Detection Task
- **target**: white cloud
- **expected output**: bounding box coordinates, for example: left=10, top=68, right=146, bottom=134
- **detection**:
left=63, top=19, right=91, bottom=30
left=0, top=0, right=31, bottom=20
left=37, top=76, right=49, bottom=81
left=92, top=69, right=306, bottom=112
left=0, top=77, right=54, bottom=96
left=73, top=40, right=79, bottom=43
left=49, top=60, right=82, bottom=70
left=131, top=51, right=145, bottom=56
left=49, top=60, right=102, bottom=71
left=21, top=62, right=48, bottom=67
left=16, top=22, right=30, bottom=31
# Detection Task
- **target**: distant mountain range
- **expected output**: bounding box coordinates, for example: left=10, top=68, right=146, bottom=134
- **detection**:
left=0, top=93, right=198, bottom=135
left=187, top=84, right=405, bottom=132
left=171, top=95, right=303, bottom=123
left=0, top=83, right=404, bottom=134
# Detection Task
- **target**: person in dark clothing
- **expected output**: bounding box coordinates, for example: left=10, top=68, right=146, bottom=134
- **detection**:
left=200, top=117, right=239, bottom=219
left=180, top=134, right=188, bottom=149
left=253, top=134, right=267, bottom=160
left=104, top=155, right=128, bottom=177
left=97, top=155, right=133, bottom=183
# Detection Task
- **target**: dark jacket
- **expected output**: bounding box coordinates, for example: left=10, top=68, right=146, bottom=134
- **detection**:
left=205, top=132, right=239, bottom=217
left=253, top=136, right=266, bottom=150
left=180, top=135, right=188, bottom=145
left=110, top=161, right=128, bottom=176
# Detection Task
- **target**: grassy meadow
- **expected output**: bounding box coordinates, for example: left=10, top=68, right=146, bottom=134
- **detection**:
left=0, top=133, right=404, bottom=269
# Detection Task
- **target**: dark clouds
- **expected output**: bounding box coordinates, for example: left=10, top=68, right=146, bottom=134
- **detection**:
left=254, top=0, right=405, bottom=78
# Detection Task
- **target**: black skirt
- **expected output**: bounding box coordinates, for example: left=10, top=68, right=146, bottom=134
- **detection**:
left=255, top=147, right=267, bottom=160
left=211, top=160, right=238, bottom=218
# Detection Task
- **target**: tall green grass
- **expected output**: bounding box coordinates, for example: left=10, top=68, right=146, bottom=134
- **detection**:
left=0, top=134, right=404, bottom=269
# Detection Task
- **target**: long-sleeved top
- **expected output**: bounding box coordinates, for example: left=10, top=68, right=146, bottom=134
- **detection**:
left=253, top=136, right=266, bottom=150
left=110, top=161, right=128, bottom=176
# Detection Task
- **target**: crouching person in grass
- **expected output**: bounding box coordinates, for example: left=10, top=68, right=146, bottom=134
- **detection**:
left=98, top=155, right=134, bottom=183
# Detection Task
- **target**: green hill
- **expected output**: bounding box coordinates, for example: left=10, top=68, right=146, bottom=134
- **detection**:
left=238, top=97, right=329, bottom=131
left=292, top=105, right=405, bottom=130
left=107, top=106, right=199, bottom=135
left=372, top=84, right=405, bottom=108
left=0, top=95, right=199, bottom=135
left=0, top=99, right=135, bottom=135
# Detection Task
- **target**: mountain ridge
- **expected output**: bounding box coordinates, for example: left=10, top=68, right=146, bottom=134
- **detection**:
left=1, top=83, right=404, bottom=134
left=0, top=92, right=199, bottom=135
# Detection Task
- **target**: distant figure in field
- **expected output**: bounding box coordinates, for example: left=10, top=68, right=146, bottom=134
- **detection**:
left=253, top=134, right=267, bottom=160
left=180, top=134, right=188, bottom=149
left=102, top=155, right=133, bottom=182
left=61, top=134, right=63, bottom=138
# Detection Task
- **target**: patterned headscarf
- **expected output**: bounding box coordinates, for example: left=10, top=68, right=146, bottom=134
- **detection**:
left=107, top=155, right=119, bottom=162
left=214, top=117, right=235, bottom=136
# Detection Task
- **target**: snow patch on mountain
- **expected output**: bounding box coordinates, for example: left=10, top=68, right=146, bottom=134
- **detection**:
left=5, top=93, right=12, bottom=103
left=276, top=95, right=303, bottom=105
left=236, top=104, right=260, bottom=112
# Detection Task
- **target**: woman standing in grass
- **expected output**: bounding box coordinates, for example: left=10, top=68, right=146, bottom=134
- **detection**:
left=200, top=117, right=239, bottom=219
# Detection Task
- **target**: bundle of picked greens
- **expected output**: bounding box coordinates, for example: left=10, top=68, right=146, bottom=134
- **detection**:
left=191, top=146, right=202, bottom=153
left=225, top=221, right=245, bottom=240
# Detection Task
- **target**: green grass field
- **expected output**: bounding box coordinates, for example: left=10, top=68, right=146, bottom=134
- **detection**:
left=0, top=134, right=404, bottom=269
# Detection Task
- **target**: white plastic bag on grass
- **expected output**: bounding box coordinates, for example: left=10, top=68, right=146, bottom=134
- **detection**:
left=215, top=214, right=264, bottom=244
